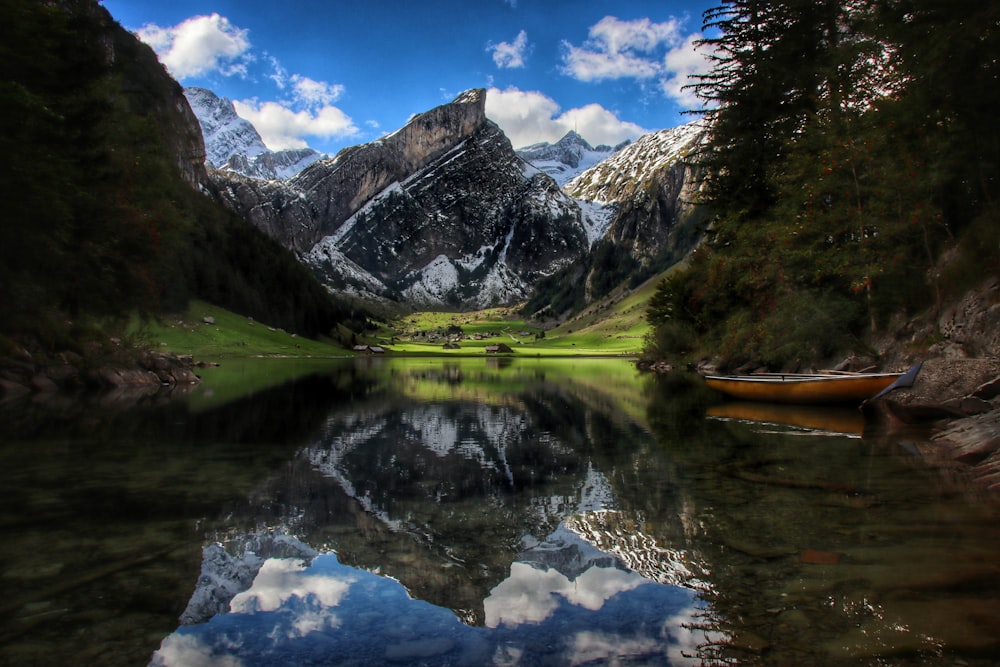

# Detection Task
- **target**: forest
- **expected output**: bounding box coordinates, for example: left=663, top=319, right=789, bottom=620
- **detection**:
left=0, top=0, right=365, bottom=357
left=645, top=0, right=1000, bottom=368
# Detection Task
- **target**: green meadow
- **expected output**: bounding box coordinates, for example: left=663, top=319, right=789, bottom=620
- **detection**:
left=139, top=269, right=665, bottom=362
left=132, top=300, right=346, bottom=359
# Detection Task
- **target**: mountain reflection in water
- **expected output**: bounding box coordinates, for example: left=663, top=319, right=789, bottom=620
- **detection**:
left=152, top=359, right=717, bottom=665
left=152, top=528, right=708, bottom=667
left=0, top=357, right=998, bottom=666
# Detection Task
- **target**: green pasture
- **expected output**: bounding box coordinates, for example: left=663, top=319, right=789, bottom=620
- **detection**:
left=139, top=269, right=664, bottom=362
left=132, top=300, right=345, bottom=360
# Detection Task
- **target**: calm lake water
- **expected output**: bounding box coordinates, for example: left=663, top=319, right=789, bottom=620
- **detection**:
left=0, top=357, right=998, bottom=666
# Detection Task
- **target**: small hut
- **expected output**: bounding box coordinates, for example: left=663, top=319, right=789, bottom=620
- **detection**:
left=485, top=343, right=513, bottom=354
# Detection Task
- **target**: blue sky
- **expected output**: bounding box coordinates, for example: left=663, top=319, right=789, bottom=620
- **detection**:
left=101, top=0, right=716, bottom=154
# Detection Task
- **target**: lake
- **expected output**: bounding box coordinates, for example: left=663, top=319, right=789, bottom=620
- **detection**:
left=0, top=357, right=998, bottom=666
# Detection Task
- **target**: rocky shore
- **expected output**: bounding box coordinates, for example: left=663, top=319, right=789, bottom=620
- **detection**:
left=642, top=277, right=1000, bottom=493
left=863, top=358, right=1000, bottom=493
left=0, top=346, right=201, bottom=400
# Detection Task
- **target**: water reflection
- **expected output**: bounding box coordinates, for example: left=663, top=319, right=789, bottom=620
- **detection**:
left=147, top=359, right=718, bottom=665
left=153, top=525, right=712, bottom=667
left=1, top=358, right=998, bottom=666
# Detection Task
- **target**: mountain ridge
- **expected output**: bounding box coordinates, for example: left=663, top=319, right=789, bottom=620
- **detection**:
left=184, top=87, right=324, bottom=180
left=210, top=89, right=601, bottom=309
left=515, top=131, right=627, bottom=187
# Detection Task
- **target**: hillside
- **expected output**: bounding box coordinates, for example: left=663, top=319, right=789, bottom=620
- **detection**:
left=0, top=0, right=363, bottom=367
left=642, top=0, right=999, bottom=371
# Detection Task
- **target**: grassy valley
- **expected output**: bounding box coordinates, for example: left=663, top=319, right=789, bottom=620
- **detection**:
left=141, top=269, right=672, bottom=361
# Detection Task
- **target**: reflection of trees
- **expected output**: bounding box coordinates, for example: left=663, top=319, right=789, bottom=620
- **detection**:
left=212, top=363, right=706, bottom=628
left=193, top=361, right=1000, bottom=665
left=640, top=375, right=1000, bottom=666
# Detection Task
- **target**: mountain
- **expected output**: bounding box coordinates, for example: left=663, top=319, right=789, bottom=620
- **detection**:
left=521, top=122, right=708, bottom=320
left=1, top=0, right=361, bottom=350
left=567, top=122, right=706, bottom=261
left=212, top=89, right=601, bottom=308
left=516, top=131, right=627, bottom=187
left=184, top=87, right=324, bottom=180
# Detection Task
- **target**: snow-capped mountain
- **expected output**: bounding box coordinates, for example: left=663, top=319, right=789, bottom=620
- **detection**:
left=212, top=89, right=598, bottom=308
left=575, top=121, right=707, bottom=261
left=516, top=131, right=627, bottom=187
left=566, top=122, right=704, bottom=206
left=184, top=87, right=324, bottom=180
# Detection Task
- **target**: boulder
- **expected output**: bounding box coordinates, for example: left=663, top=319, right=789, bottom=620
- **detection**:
left=862, top=358, right=1000, bottom=424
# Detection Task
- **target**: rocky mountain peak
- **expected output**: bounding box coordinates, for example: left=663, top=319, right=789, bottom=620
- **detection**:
left=515, top=130, right=623, bottom=186
left=212, top=88, right=595, bottom=308
left=184, top=86, right=323, bottom=180
left=184, top=87, right=267, bottom=167
left=555, top=130, right=591, bottom=151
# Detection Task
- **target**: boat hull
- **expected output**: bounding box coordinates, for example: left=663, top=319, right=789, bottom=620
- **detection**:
left=703, top=373, right=903, bottom=405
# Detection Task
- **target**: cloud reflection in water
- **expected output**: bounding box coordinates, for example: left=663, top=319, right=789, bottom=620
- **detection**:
left=152, top=526, right=712, bottom=667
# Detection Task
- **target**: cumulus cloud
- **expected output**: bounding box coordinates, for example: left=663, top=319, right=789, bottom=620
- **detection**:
left=134, top=14, right=358, bottom=151
left=561, top=16, right=681, bottom=82
left=560, top=16, right=715, bottom=110
left=489, top=30, right=529, bottom=69
left=234, top=99, right=359, bottom=150
left=137, top=14, right=251, bottom=80
left=290, top=75, right=345, bottom=108
left=661, top=33, right=716, bottom=110
left=485, top=86, right=646, bottom=148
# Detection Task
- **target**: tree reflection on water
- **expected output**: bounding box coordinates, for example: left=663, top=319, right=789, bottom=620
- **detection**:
left=0, top=358, right=997, bottom=666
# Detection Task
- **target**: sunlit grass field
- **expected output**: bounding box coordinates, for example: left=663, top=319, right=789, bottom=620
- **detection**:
left=138, top=269, right=664, bottom=361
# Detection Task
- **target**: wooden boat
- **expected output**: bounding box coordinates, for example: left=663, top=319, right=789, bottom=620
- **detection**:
left=703, top=366, right=918, bottom=405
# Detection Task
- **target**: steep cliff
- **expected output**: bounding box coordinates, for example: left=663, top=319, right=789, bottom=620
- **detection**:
left=522, top=123, right=708, bottom=320
left=567, top=122, right=706, bottom=263
left=1, top=0, right=356, bottom=353
left=213, top=89, right=595, bottom=308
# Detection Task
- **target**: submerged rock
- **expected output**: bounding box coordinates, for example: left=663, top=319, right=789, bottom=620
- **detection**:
left=864, top=357, right=1000, bottom=493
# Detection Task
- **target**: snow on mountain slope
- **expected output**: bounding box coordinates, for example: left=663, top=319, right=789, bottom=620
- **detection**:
left=516, top=131, right=626, bottom=187
left=184, top=87, right=266, bottom=168
left=565, top=122, right=705, bottom=205
left=184, top=86, right=324, bottom=180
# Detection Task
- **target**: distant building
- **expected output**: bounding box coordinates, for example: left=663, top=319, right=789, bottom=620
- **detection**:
left=353, top=344, right=386, bottom=354
left=485, top=343, right=513, bottom=354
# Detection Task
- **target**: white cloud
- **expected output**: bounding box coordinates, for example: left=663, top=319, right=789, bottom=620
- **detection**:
left=661, top=34, right=716, bottom=110
left=290, top=75, right=345, bottom=107
left=266, top=54, right=289, bottom=89
left=234, top=99, right=359, bottom=150
left=561, top=16, right=681, bottom=82
left=484, top=562, right=648, bottom=628
left=486, top=86, right=646, bottom=148
left=229, top=558, right=353, bottom=614
left=560, top=16, right=715, bottom=110
left=151, top=634, right=242, bottom=667
left=137, top=14, right=251, bottom=80
left=489, top=30, right=529, bottom=69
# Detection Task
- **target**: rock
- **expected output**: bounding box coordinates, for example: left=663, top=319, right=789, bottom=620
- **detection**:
left=800, top=549, right=843, bottom=565
left=863, top=358, right=1000, bottom=424
left=0, top=378, right=31, bottom=399
left=29, top=374, right=59, bottom=392
left=2, top=343, right=201, bottom=397
left=933, top=411, right=1000, bottom=465
left=937, top=276, right=1000, bottom=358
left=44, top=363, right=81, bottom=388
